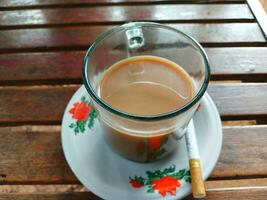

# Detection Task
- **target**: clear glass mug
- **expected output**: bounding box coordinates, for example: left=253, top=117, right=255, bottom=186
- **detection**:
left=82, top=22, right=210, bottom=162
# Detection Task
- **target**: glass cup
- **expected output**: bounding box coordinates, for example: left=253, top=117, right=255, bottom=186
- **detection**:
left=82, top=22, right=210, bottom=162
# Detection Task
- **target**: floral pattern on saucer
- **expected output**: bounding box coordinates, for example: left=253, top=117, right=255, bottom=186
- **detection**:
left=69, top=96, right=97, bottom=135
left=129, top=165, right=190, bottom=197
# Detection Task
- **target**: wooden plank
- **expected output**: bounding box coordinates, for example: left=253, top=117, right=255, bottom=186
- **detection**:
left=1, top=179, right=267, bottom=193
left=0, top=86, right=78, bottom=125
left=160, top=23, right=265, bottom=45
left=0, top=189, right=266, bottom=200
left=211, top=125, right=267, bottom=178
left=0, top=193, right=100, bottom=200
left=0, top=0, right=247, bottom=9
left=208, top=83, right=267, bottom=119
left=0, top=180, right=266, bottom=199
left=205, top=178, right=267, bottom=189
left=0, top=83, right=266, bottom=125
left=0, top=4, right=254, bottom=28
left=0, top=189, right=267, bottom=200
left=0, top=51, right=83, bottom=85
left=198, top=189, right=267, bottom=200
left=247, top=0, right=267, bottom=39
left=0, top=23, right=265, bottom=53
left=0, top=124, right=267, bottom=183
left=206, top=47, right=267, bottom=81
left=0, top=184, right=86, bottom=193
left=1, top=47, right=267, bottom=85
left=0, top=126, right=76, bottom=183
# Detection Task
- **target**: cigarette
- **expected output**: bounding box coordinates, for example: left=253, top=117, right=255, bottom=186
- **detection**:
left=185, top=120, right=206, bottom=198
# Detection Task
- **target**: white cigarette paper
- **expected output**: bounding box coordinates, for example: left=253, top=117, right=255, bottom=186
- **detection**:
left=185, top=120, right=199, bottom=159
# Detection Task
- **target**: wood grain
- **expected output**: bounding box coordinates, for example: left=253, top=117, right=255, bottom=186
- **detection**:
left=0, top=193, right=100, bottom=200
left=0, top=126, right=75, bottom=183
left=206, top=47, right=267, bottom=81
left=0, top=83, right=266, bottom=125
left=0, top=0, right=247, bottom=9
left=0, top=190, right=266, bottom=200
left=205, top=178, right=267, bottom=189
left=208, top=83, right=267, bottom=119
left=0, top=51, right=83, bottom=84
left=0, top=85, right=78, bottom=124
left=190, top=188, right=267, bottom=200
left=1, top=179, right=267, bottom=193
left=211, top=125, right=267, bottom=178
left=0, top=23, right=265, bottom=53
left=0, top=184, right=86, bottom=193
left=247, top=0, right=267, bottom=39
left=0, top=186, right=266, bottom=200
left=0, top=47, right=266, bottom=85
left=0, top=125, right=267, bottom=183
left=0, top=4, right=253, bottom=28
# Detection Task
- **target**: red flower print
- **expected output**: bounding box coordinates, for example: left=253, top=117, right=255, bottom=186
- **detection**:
left=152, top=176, right=181, bottom=197
left=69, top=102, right=91, bottom=121
left=148, top=136, right=162, bottom=150
left=129, top=179, right=143, bottom=188
left=129, top=165, right=190, bottom=197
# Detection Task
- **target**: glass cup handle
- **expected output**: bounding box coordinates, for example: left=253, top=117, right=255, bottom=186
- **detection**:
left=126, top=27, right=145, bottom=50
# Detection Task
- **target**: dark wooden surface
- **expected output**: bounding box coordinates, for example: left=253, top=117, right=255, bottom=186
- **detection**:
left=0, top=0, right=247, bottom=9
left=0, top=4, right=254, bottom=28
left=0, top=0, right=266, bottom=199
left=0, top=23, right=265, bottom=54
left=1, top=189, right=267, bottom=200
left=0, top=83, right=266, bottom=125
left=1, top=48, right=267, bottom=85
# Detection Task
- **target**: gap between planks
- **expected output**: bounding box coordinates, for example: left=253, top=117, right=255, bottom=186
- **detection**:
left=1, top=43, right=266, bottom=54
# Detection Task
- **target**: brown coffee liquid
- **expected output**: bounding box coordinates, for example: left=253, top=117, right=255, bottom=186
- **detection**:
left=99, top=56, right=194, bottom=114
left=98, top=55, right=194, bottom=162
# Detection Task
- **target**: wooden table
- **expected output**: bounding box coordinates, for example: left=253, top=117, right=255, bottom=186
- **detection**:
left=0, top=0, right=267, bottom=199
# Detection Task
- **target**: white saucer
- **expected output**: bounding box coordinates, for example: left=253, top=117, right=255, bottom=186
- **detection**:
left=61, top=85, right=222, bottom=200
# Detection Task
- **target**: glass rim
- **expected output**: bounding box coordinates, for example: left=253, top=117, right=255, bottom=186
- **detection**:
left=82, top=22, right=210, bottom=121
